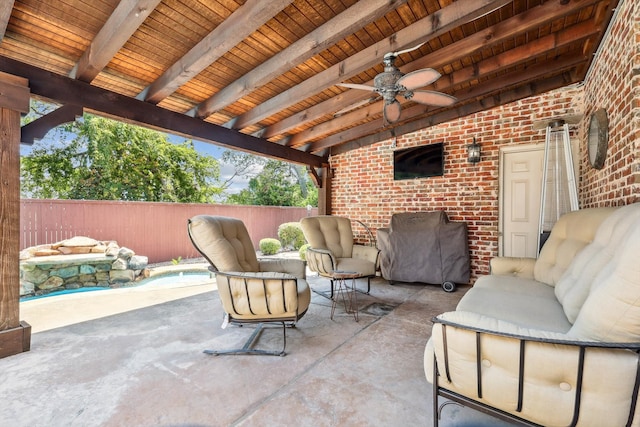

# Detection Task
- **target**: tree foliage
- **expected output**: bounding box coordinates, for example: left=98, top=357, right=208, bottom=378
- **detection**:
left=21, top=114, right=222, bottom=202
left=224, top=155, right=318, bottom=207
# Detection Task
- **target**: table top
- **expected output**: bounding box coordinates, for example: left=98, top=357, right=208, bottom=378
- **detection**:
left=331, top=270, right=361, bottom=279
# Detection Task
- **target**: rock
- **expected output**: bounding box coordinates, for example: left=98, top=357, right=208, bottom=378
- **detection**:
left=65, top=283, right=81, bottom=290
left=105, top=242, right=119, bottom=257
left=38, top=276, right=64, bottom=290
left=79, top=264, right=96, bottom=275
left=22, top=268, right=49, bottom=285
left=118, top=247, right=135, bottom=260
left=58, top=246, right=92, bottom=255
left=52, top=236, right=100, bottom=248
left=91, top=244, right=108, bottom=253
left=52, top=266, right=79, bottom=279
left=34, top=249, right=62, bottom=257
left=111, top=258, right=128, bottom=270
left=20, top=281, right=35, bottom=296
left=95, top=271, right=110, bottom=282
left=128, top=255, right=148, bottom=270
left=110, top=269, right=134, bottom=283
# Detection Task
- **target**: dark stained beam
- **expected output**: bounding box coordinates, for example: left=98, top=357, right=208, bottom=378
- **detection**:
left=229, top=0, right=513, bottom=130
left=330, top=62, right=582, bottom=155
left=70, top=0, right=160, bottom=82
left=0, top=0, right=14, bottom=40
left=141, top=0, right=293, bottom=104
left=260, top=0, right=601, bottom=141
left=288, top=19, right=600, bottom=148
left=20, top=104, right=83, bottom=145
left=0, top=56, right=324, bottom=168
left=192, top=0, right=408, bottom=118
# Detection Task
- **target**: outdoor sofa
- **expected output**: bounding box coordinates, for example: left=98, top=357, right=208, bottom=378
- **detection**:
left=425, top=203, right=640, bottom=426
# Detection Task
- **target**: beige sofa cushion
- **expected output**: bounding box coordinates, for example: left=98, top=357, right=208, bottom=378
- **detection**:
left=556, top=204, right=640, bottom=323
left=569, top=210, right=640, bottom=342
left=458, top=275, right=572, bottom=332
left=533, top=207, right=616, bottom=286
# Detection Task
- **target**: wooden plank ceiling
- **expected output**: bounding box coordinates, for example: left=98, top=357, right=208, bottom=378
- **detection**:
left=0, top=0, right=620, bottom=168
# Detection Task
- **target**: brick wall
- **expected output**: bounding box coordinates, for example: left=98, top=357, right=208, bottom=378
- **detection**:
left=329, top=0, right=638, bottom=282
left=581, top=0, right=639, bottom=206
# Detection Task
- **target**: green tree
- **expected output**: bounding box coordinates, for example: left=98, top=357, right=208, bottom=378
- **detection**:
left=21, top=114, right=223, bottom=202
left=225, top=157, right=317, bottom=207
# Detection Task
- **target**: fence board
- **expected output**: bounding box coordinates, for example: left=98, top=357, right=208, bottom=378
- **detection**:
left=20, top=200, right=317, bottom=263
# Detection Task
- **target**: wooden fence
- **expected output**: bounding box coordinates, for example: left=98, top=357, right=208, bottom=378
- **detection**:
left=20, top=199, right=317, bottom=263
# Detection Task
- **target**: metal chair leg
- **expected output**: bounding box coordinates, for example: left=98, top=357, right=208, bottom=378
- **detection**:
left=204, top=322, right=287, bottom=356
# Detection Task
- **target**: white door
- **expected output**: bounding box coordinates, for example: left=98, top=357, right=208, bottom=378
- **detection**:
left=499, top=145, right=544, bottom=257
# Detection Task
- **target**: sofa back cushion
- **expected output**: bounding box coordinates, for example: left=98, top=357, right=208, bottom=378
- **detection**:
left=555, top=204, right=640, bottom=323
left=533, top=207, right=616, bottom=286
left=568, top=207, right=640, bottom=342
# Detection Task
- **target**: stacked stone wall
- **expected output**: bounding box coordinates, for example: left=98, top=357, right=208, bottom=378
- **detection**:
left=20, top=236, right=149, bottom=297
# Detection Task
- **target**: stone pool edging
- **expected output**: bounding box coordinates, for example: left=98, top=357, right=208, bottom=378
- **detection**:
left=20, top=237, right=151, bottom=297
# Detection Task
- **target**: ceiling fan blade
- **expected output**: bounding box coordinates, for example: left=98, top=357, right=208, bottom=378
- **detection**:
left=397, top=68, right=441, bottom=91
left=337, top=83, right=377, bottom=92
left=383, top=100, right=402, bottom=123
left=390, top=42, right=426, bottom=57
left=408, top=90, right=457, bottom=107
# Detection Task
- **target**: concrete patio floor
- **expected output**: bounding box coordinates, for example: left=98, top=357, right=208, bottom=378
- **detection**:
left=2, top=272, right=517, bottom=427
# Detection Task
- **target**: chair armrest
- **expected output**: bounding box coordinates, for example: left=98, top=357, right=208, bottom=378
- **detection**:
left=489, top=256, right=536, bottom=278
left=258, top=258, right=306, bottom=279
left=352, top=244, right=380, bottom=269
left=305, top=247, right=336, bottom=276
left=214, top=271, right=302, bottom=319
left=428, top=311, right=640, bottom=427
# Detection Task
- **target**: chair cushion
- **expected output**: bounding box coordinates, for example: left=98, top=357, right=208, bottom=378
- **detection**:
left=458, top=275, right=571, bottom=333
left=216, top=271, right=311, bottom=321
left=300, top=216, right=354, bottom=258
left=555, top=204, right=640, bottom=323
left=188, top=215, right=259, bottom=272
left=533, top=207, right=616, bottom=286
left=569, top=207, right=640, bottom=342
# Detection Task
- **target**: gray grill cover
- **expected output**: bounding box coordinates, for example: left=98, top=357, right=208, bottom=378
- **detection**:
left=377, top=211, right=470, bottom=285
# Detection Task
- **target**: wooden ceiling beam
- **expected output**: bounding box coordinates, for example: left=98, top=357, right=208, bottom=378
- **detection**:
left=333, top=72, right=576, bottom=156
left=70, top=0, right=160, bottom=82
left=287, top=19, right=600, bottom=148
left=259, top=0, right=598, bottom=142
left=141, top=0, right=293, bottom=104
left=0, top=0, right=14, bottom=40
left=20, top=104, right=83, bottom=145
left=192, top=0, right=407, bottom=118
left=0, top=56, right=324, bottom=168
left=228, top=0, right=513, bottom=130
left=314, top=53, right=585, bottom=153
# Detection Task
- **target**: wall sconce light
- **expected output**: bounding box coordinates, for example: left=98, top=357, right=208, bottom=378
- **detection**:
left=467, top=138, right=481, bottom=164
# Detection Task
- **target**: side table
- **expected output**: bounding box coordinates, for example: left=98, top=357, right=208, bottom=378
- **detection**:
left=330, top=270, right=360, bottom=321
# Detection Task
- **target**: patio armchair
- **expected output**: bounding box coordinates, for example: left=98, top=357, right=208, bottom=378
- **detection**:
left=187, top=215, right=311, bottom=356
left=300, top=215, right=380, bottom=297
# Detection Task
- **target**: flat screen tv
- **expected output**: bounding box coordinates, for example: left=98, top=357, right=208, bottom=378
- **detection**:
left=393, top=143, right=444, bottom=180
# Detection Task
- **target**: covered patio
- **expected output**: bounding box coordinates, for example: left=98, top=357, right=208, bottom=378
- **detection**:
left=3, top=273, right=515, bottom=426
left=0, top=0, right=638, bottom=425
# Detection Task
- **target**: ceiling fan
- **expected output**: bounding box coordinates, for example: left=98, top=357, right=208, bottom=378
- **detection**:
left=337, top=43, right=457, bottom=124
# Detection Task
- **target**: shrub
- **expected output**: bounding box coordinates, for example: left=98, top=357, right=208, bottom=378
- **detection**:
left=259, top=238, right=281, bottom=255
left=298, top=243, right=310, bottom=261
left=278, top=222, right=306, bottom=250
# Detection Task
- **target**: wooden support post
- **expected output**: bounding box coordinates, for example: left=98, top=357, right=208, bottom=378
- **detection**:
left=0, top=72, right=31, bottom=359
left=318, top=166, right=332, bottom=215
